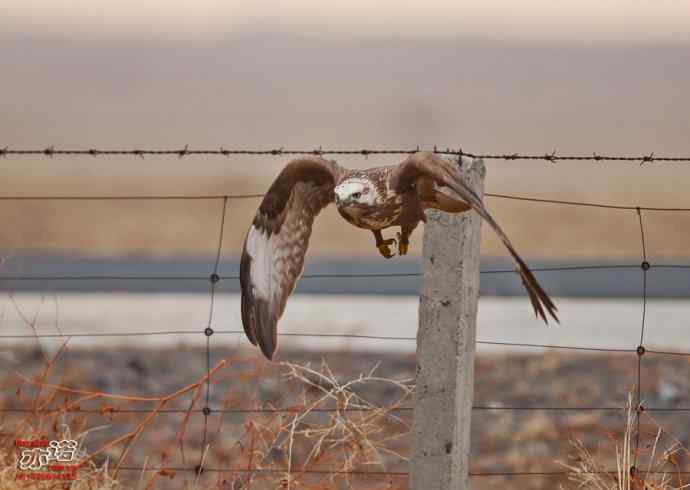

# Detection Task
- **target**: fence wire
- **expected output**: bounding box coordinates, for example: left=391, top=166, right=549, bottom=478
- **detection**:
left=1, top=191, right=690, bottom=212
left=3, top=146, right=690, bottom=163
left=2, top=148, right=690, bottom=484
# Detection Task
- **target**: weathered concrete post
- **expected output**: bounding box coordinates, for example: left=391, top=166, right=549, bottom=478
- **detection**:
left=410, top=155, right=485, bottom=490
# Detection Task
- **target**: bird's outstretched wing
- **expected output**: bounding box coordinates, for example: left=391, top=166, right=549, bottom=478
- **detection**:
left=240, top=157, right=344, bottom=360
left=390, top=152, right=558, bottom=324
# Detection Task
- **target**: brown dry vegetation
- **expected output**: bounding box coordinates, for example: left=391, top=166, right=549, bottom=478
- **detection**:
left=2, top=344, right=690, bottom=489
left=560, top=395, right=690, bottom=489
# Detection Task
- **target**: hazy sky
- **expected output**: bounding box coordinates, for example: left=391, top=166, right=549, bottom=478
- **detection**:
left=5, top=1, right=690, bottom=43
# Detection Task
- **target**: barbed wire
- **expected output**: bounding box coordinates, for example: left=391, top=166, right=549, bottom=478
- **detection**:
left=2, top=146, right=690, bottom=163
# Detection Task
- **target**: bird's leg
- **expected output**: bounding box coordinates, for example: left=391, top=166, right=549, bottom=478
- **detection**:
left=372, top=229, right=396, bottom=259
left=396, top=226, right=414, bottom=256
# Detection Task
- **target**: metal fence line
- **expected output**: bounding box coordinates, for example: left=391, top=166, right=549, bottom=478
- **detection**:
left=4, top=263, right=685, bottom=281
left=2, top=146, right=690, bottom=163
left=198, top=197, right=229, bottom=465
left=1, top=191, right=690, bottom=212
left=4, top=330, right=690, bottom=355
left=633, top=207, right=648, bottom=468
left=3, top=149, right=690, bottom=484
left=5, top=404, right=690, bottom=414
left=117, top=466, right=410, bottom=477
left=112, top=466, right=690, bottom=477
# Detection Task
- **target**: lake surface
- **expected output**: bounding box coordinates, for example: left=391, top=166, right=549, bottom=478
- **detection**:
left=1, top=293, right=688, bottom=356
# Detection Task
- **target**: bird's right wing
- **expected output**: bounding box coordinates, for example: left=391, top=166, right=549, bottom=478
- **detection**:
left=240, top=157, right=344, bottom=360
left=390, top=152, right=558, bottom=324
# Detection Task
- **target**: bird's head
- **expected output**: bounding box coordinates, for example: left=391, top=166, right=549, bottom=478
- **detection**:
left=334, top=178, right=378, bottom=213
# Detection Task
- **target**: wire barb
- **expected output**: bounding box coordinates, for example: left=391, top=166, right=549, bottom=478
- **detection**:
left=544, top=150, right=557, bottom=163
left=640, top=152, right=655, bottom=166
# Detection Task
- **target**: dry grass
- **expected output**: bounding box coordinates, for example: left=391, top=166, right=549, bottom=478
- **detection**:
left=1, top=336, right=230, bottom=489
left=3, top=324, right=690, bottom=489
left=560, top=394, right=690, bottom=490
left=1, top=340, right=413, bottom=489
left=1, top=288, right=415, bottom=489
left=237, top=360, right=413, bottom=489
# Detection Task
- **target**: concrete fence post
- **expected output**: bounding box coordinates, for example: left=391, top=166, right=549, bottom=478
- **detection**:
left=410, top=155, right=485, bottom=490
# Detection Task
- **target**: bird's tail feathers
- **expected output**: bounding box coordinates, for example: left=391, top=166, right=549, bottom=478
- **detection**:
left=514, top=255, right=559, bottom=324
left=441, top=165, right=559, bottom=324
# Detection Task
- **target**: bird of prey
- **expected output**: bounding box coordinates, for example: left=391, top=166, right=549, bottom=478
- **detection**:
left=241, top=152, right=558, bottom=360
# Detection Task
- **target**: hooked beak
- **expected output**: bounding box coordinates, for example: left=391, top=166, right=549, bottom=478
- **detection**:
left=334, top=188, right=347, bottom=206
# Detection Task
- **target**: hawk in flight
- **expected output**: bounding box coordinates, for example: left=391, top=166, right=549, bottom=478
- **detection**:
left=241, top=152, right=558, bottom=360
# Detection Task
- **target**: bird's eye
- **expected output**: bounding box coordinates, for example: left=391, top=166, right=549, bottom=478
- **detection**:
left=352, top=192, right=362, bottom=199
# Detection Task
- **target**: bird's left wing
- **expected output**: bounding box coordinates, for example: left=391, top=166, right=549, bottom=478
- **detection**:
left=389, top=152, right=558, bottom=324
left=240, top=157, right=344, bottom=360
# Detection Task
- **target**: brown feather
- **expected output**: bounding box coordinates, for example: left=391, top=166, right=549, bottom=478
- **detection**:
left=390, top=152, right=559, bottom=324
left=240, top=157, right=344, bottom=360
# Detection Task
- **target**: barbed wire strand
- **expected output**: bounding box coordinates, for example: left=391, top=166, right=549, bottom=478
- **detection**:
left=2, top=146, right=690, bottom=163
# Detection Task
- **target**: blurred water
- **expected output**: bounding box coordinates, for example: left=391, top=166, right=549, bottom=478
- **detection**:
left=1, top=293, right=688, bottom=356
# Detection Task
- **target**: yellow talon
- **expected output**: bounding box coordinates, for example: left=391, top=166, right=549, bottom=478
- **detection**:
left=377, top=238, right=396, bottom=259
left=396, top=232, right=409, bottom=255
